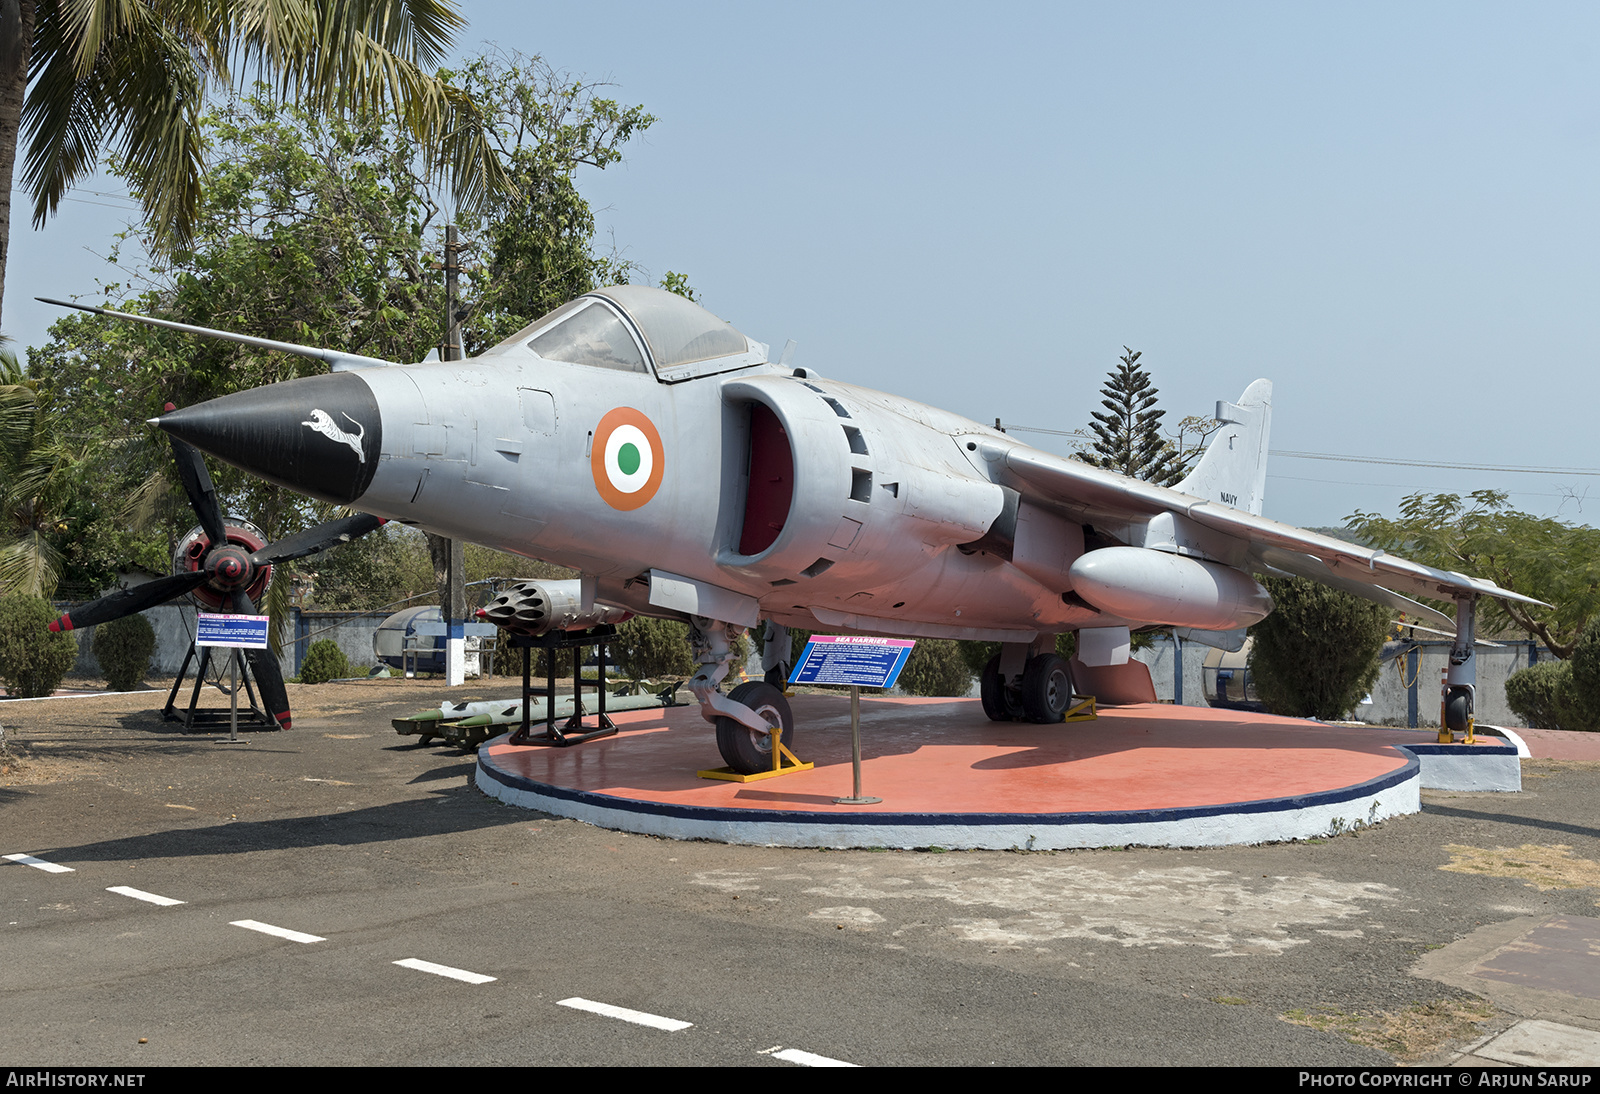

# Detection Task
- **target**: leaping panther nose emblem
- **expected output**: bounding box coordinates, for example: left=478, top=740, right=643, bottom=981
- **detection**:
left=301, top=409, right=367, bottom=463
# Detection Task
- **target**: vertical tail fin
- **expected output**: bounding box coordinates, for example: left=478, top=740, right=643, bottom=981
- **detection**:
left=1175, top=379, right=1272, bottom=515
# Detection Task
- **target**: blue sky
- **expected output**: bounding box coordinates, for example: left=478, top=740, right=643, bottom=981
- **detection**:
left=9, top=1, right=1599, bottom=529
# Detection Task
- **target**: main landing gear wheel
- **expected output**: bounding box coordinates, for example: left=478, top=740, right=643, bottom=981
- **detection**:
left=715, top=681, right=795, bottom=775
left=1020, top=653, right=1074, bottom=723
left=980, top=655, right=1026, bottom=722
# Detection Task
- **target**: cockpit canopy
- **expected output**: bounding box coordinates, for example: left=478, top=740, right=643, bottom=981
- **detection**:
left=484, top=285, right=764, bottom=381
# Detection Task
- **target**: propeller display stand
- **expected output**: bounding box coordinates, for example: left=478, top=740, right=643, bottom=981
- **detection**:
left=48, top=415, right=387, bottom=737
left=508, top=625, right=619, bottom=747
left=163, top=642, right=269, bottom=732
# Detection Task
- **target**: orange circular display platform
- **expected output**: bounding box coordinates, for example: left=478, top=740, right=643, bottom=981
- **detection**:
left=474, top=695, right=1439, bottom=849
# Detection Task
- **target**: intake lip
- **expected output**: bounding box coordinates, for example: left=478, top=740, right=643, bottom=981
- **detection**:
left=154, top=373, right=383, bottom=505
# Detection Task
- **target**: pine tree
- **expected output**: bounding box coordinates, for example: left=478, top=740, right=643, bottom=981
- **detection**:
left=1078, top=348, right=1185, bottom=485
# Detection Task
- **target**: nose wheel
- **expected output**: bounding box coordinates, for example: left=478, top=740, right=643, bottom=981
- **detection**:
left=714, top=681, right=795, bottom=774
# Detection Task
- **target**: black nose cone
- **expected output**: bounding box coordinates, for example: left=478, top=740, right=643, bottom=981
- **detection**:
left=156, top=373, right=383, bottom=505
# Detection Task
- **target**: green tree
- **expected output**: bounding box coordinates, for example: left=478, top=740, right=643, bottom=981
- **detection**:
left=454, top=52, right=654, bottom=351
left=613, top=617, right=695, bottom=679
left=28, top=58, right=652, bottom=603
left=0, top=0, right=509, bottom=330
left=1247, top=576, right=1390, bottom=720
left=0, top=348, right=93, bottom=596
left=1347, top=491, right=1600, bottom=659
left=1075, top=348, right=1205, bottom=486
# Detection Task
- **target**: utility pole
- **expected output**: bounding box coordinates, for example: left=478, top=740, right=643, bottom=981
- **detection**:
left=442, top=224, right=467, bottom=686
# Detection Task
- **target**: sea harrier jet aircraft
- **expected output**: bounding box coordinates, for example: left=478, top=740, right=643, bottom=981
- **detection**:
left=43, top=288, right=1539, bottom=772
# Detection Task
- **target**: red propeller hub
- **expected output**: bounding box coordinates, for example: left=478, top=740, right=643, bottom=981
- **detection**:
left=172, top=519, right=272, bottom=610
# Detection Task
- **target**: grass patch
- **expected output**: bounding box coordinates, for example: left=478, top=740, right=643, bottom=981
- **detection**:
left=1282, top=1000, right=1494, bottom=1062
left=1441, top=843, right=1600, bottom=901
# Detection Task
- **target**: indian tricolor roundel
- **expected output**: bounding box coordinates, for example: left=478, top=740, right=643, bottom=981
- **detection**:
left=591, top=407, right=665, bottom=511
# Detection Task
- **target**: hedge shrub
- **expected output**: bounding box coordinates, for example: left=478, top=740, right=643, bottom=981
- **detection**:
left=896, top=638, right=974, bottom=697
left=1506, top=619, right=1600, bottom=731
left=92, top=613, right=156, bottom=691
left=1504, top=660, right=1591, bottom=731
left=0, top=593, right=79, bottom=698
left=299, top=639, right=351, bottom=684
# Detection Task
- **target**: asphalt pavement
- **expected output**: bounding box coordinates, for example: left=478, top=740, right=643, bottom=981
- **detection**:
left=4, top=677, right=1600, bottom=1067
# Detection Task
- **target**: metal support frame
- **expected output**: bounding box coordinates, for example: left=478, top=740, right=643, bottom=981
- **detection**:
left=507, top=625, right=618, bottom=747
left=162, top=641, right=269, bottom=732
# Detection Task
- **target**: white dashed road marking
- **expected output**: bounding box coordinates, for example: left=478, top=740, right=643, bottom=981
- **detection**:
left=107, top=886, right=185, bottom=906
left=773, top=1047, right=860, bottom=1067
left=556, top=997, right=693, bottom=1031
left=8, top=850, right=859, bottom=1063
left=4, top=853, right=73, bottom=873
left=230, top=919, right=325, bottom=944
left=769, top=1047, right=861, bottom=1067
left=393, top=958, right=496, bottom=985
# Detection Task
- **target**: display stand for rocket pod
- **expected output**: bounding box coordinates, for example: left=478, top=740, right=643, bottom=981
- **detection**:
left=506, top=625, right=619, bottom=747
left=162, top=641, right=270, bottom=731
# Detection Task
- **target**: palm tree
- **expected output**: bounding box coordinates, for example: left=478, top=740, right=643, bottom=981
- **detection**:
left=0, top=0, right=506, bottom=329
left=0, top=348, right=78, bottom=596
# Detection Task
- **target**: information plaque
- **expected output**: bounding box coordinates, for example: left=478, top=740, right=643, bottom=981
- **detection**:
left=195, top=612, right=270, bottom=650
left=789, top=635, right=915, bottom=690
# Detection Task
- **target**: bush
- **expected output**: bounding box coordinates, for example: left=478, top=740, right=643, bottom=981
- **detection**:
left=299, top=639, right=351, bottom=684
left=613, top=617, right=694, bottom=678
left=1504, top=660, right=1595, bottom=731
left=896, top=638, right=973, bottom=697
left=1247, top=577, right=1390, bottom=720
left=92, top=613, right=156, bottom=691
left=0, top=593, right=79, bottom=698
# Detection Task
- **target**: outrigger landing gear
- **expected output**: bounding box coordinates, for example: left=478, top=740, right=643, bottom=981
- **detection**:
left=1442, top=593, right=1478, bottom=744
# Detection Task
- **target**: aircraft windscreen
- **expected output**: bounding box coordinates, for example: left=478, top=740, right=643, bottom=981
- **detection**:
left=596, top=286, right=749, bottom=369
left=525, top=300, right=648, bottom=373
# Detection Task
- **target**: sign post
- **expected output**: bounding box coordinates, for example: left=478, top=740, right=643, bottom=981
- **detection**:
left=789, top=635, right=916, bottom=805
left=195, top=613, right=270, bottom=743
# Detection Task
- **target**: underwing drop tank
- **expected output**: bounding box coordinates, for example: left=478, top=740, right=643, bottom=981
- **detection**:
left=1067, top=547, right=1273, bottom=631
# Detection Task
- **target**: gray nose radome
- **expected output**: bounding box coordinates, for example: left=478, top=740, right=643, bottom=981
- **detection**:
left=154, top=373, right=383, bottom=506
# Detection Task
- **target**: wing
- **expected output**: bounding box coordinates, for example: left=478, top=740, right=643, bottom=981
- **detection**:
left=972, top=379, right=1545, bottom=616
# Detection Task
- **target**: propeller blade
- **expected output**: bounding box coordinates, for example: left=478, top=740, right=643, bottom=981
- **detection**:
left=49, top=571, right=210, bottom=632
left=243, top=646, right=293, bottom=731
left=165, top=406, right=228, bottom=547
left=231, top=590, right=293, bottom=730
left=250, top=513, right=386, bottom=567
